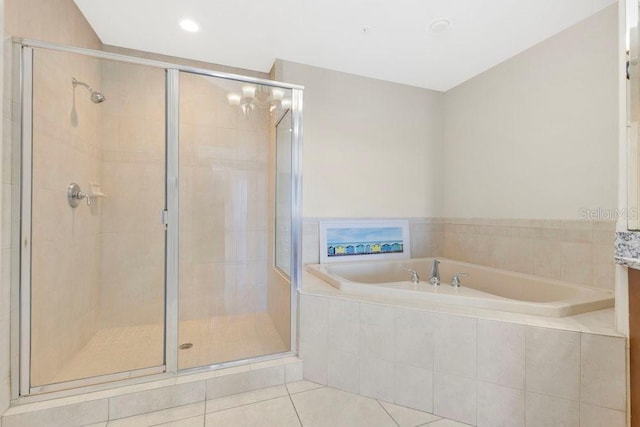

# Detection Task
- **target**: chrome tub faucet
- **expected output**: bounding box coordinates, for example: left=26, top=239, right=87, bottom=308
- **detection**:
left=430, top=259, right=440, bottom=286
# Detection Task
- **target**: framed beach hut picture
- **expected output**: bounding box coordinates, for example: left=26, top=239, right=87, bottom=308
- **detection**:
left=319, top=220, right=411, bottom=263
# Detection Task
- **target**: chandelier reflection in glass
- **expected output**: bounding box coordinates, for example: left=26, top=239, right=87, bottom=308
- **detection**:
left=227, top=84, right=291, bottom=116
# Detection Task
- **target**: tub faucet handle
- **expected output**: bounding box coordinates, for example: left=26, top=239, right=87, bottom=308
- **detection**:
left=451, top=272, right=469, bottom=288
left=403, top=267, right=420, bottom=284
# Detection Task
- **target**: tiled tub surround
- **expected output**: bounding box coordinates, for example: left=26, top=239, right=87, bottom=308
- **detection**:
left=300, top=273, right=627, bottom=426
left=303, top=218, right=617, bottom=290
left=0, top=357, right=303, bottom=427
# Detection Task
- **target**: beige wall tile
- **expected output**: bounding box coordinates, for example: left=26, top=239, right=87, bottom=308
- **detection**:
left=433, top=373, right=476, bottom=426
left=394, top=363, right=433, bottom=413
left=327, top=348, right=360, bottom=394
left=525, top=327, right=580, bottom=401
left=560, top=242, right=593, bottom=286
left=359, top=356, right=395, bottom=402
left=474, top=234, right=492, bottom=266
left=525, top=393, right=578, bottom=427
left=1, top=399, right=108, bottom=427
left=508, top=237, right=534, bottom=274
left=395, top=308, right=434, bottom=370
left=533, top=227, right=562, bottom=241
left=284, top=360, right=303, bottom=383
left=533, top=239, right=561, bottom=279
left=299, top=295, right=329, bottom=385
left=477, top=319, right=525, bottom=389
left=592, top=230, right=615, bottom=245
left=360, top=303, right=395, bottom=362
left=580, top=334, right=626, bottom=411
left=434, top=314, right=476, bottom=379
left=489, top=235, right=510, bottom=270
left=328, top=299, right=360, bottom=355
left=579, top=403, right=626, bottom=427
left=206, top=366, right=284, bottom=400
left=477, top=382, right=525, bottom=427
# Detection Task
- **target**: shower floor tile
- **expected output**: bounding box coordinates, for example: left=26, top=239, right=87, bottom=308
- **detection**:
left=178, top=312, right=289, bottom=369
left=48, top=312, right=287, bottom=385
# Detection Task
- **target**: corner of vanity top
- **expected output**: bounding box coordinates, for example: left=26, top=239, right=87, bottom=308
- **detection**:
left=615, top=231, right=640, bottom=269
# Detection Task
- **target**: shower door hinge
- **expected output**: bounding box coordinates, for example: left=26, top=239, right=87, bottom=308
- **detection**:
left=161, top=210, right=169, bottom=228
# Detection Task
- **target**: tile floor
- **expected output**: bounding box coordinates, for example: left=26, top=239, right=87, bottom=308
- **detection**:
left=91, top=381, right=469, bottom=427
left=48, top=313, right=287, bottom=385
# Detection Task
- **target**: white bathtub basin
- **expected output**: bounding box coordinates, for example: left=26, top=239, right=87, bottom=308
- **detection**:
left=306, top=257, right=614, bottom=317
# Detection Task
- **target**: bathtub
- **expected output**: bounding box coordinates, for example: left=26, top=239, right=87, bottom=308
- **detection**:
left=306, top=257, right=614, bottom=317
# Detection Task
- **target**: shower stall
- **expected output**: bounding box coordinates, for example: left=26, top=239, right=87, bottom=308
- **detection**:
left=13, top=40, right=302, bottom=396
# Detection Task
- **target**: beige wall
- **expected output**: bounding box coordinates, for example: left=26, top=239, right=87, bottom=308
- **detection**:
left=274, top=60, right=445, bottom=219
left=5, top=0, right=101, bottom=49
left=443, top=5, right=618, bottom=220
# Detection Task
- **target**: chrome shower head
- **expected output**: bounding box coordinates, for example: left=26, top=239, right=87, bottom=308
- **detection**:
left=72, top=77, right=106, bottom=104
left=90, top=91, right=106, bottom=104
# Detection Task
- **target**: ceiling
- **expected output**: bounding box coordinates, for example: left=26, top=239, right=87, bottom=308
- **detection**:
left=74, top=0, right=617, bottom=92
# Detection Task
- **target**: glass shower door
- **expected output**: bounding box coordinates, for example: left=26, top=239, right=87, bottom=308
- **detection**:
left=26, top=48, right=167, bottom=392
left=177, top=71, right=292, bottom=369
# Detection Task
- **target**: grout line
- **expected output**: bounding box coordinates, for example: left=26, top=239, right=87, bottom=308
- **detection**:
left=206, top=394, right=286, bottom=415
left=106, top=402, right=205, bottom=424
left=524, top=325, right=528, bottom=426
left=149, top=414, right=206, bottom=427
left=475, top=317, right=478, bottom=426
left=200, top=395, right=206, bottom=427
left=287, top=392, right=304, bottom=427
left=375, top=400, right=399, bottom=427
left=578, top=332, right=582, bottom=426
left=286, top=382, right=325, bottom=395
left=431, top=312, right=436, bottom=415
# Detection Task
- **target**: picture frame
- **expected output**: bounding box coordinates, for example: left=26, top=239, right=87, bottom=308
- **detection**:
left=319, top=220, right=411, bottom=264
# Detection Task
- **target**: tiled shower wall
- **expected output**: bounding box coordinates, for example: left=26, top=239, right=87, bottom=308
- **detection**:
left=2, top=0, right=105, bottom=408
left=98, top=60, right=166, bottom=328
left=29, top=49, right=103, bottom=386
left=303, top=218, right=616, bottom=290
left=178, top=73, right=271, bottom=321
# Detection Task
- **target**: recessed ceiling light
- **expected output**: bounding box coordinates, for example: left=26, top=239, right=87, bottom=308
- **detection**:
left=179, top=19, right=200, bottom=33
left=428, top=18, right=451, bottom=34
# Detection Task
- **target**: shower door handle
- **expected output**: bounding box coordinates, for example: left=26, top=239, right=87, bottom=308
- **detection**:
left=161, top=210, right=169, bottom=228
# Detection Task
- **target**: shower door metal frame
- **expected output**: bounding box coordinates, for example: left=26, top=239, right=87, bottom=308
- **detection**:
left=18, top=45, right=33, bottom=398
left=13, top=38, right=304, bottom=399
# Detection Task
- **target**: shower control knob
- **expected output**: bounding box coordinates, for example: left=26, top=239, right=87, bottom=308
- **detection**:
left=67, top=182, right=91, bottom=208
